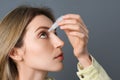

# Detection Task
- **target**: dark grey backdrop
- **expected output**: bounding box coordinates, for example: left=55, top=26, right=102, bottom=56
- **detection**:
left=0, top=0, right=119, bottom=80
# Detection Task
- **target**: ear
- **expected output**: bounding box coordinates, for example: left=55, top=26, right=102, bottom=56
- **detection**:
left=9, top=48, right=24, bottom=62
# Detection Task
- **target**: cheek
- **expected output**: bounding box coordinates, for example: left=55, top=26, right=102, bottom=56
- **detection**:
left=25, top=38, right=54, bottom=55
left=33, top=40, right=54, bottom=54
left=23, top=39, right=55, bottom=68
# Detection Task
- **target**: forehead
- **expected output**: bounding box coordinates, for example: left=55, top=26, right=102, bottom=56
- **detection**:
left=26, top=15, right=53, bottom=31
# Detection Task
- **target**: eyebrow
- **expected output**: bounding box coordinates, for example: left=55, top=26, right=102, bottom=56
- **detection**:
left=35, top=26, right=49, bottom=32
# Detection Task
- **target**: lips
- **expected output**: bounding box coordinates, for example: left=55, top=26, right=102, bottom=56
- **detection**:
left=54, top=53, right=64, bottom=60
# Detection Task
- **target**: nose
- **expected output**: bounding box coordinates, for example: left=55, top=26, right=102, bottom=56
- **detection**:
left=51, top=35, right=64, bottom=48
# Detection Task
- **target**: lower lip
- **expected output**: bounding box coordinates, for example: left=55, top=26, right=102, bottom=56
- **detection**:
left=55, top=55, right=64, bottom=61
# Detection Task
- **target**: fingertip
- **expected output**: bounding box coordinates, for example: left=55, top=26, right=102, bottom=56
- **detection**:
left=60, top=26, right=64, bottom=29
left=62, top=14, right=70, bottom=19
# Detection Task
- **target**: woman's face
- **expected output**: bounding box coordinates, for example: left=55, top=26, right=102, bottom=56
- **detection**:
left=21, top=15, right=64, bottom=72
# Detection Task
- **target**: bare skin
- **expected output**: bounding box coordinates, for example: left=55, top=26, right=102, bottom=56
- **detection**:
left=59, top=14, right=92, bottom=68
left=9, top=14, right=91, bottom=80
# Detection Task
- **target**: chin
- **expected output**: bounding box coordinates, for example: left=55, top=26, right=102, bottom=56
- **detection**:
left=56, top=65, right=64, bottom=72
left=51, top=63, right=64, bottom=72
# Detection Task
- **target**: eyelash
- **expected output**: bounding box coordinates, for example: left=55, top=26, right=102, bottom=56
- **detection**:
left=38, top=31, right=57, bottom=39
left=39, top=31, right=48, bottom=39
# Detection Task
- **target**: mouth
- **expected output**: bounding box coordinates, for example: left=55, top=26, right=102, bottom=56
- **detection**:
left=54, top=53, right=64, bottom=61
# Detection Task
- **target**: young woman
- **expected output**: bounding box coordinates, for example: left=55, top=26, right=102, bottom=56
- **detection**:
left=0, top=6, right=111, bottom=80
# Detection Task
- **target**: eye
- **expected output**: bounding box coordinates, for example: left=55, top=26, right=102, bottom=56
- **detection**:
left=39, top=32, right=48, bottom=39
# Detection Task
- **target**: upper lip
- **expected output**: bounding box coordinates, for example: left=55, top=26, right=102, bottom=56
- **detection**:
left=54, top=52, right=63, bottom=59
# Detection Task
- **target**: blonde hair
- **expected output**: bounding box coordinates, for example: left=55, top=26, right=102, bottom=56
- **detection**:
left=0, top=5, right=55, bottom=80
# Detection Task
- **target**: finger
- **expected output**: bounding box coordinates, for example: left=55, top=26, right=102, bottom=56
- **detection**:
left=63, top=14, right=81, bottom=21
left=69, top=31, right=84, bottom=38
left=62, top=14, right=88, bottom=33
left=59, top=19, right=86, bottom=33
left=63, top=14, right=85, bottom=26
left=60, top=24, right=88, bottom=38
left=59, top=19, right=78, bottom=25
left=69, top=31, right=89, bottom=39
left=60, top=24, right=82, bottom=32
left=79, top=23, right=89, bottom=34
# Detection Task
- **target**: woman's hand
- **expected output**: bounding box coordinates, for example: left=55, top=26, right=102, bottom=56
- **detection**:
left=58, top=14, right=91, bottom=67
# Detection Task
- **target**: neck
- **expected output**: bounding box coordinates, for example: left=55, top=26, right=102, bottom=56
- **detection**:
left=17, top=64, right=48, bottom=80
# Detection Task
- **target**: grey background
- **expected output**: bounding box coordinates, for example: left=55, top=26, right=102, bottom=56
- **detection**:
left=0, top=0, right=119, bottom=80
